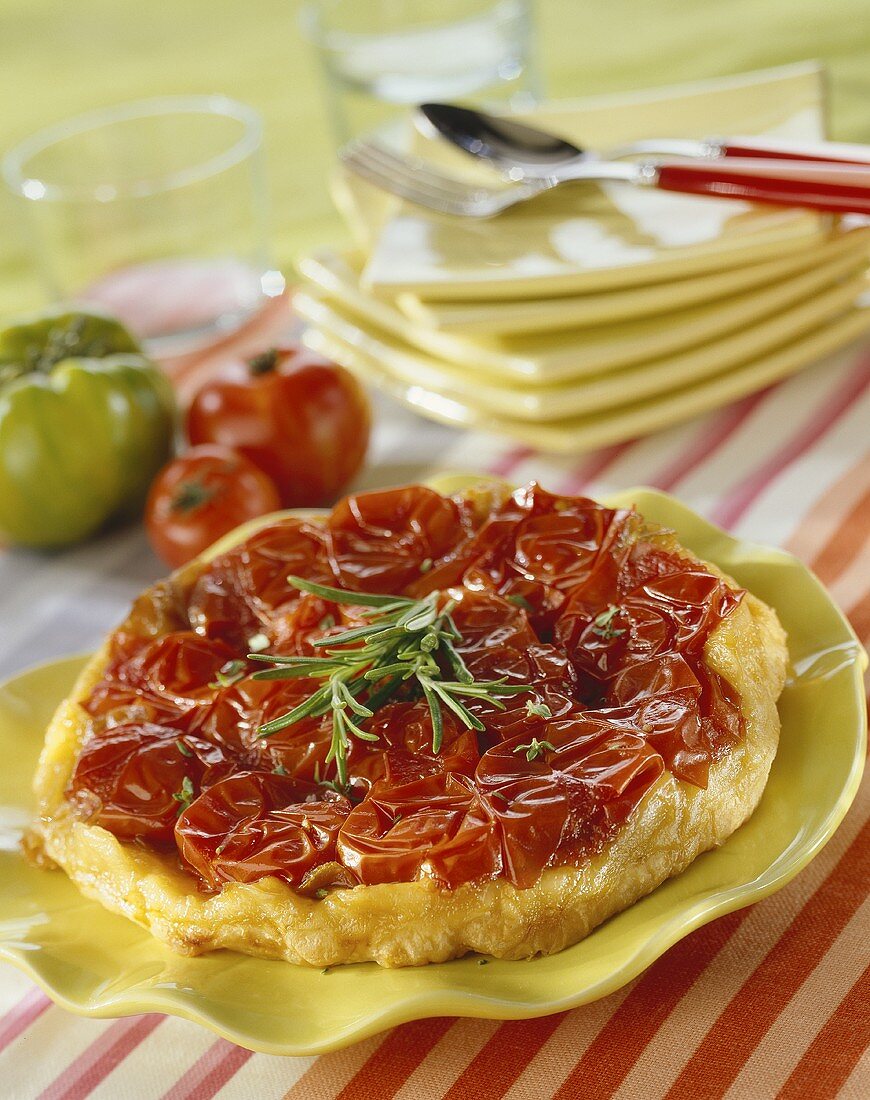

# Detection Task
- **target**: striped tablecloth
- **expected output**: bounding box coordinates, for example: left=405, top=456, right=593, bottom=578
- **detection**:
left=0, top=297, right=868, bottom=1099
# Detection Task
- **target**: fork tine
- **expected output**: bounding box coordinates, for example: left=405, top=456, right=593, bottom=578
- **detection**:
left=339, top=139, right=545, bottom=217
left=340, top=148, right=475, bottom=215
left=346, top=141, right=486, bottom=199
left=341, top=142, right=479, bottom=206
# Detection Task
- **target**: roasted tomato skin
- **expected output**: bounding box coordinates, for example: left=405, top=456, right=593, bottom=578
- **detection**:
left=327, top=484, right=465, bottom=593
left=175, top=770, right=351, bottom=890
left=336, top=773, right=499, bottom=889
left=475, top=715, right=664, bottom=887
left=68, top=722, right=221, bottom=847
left=185, top=345, right=370, bottom=508
left=77, top=480, right=748, bottom=894
left=145, top=445, right=281, bottom=568
left=186, top=517, right=337, bottom=650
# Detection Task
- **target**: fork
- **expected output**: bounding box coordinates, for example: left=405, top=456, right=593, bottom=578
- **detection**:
left=339, top=140, right=555, bottom=216
left=339, top=139, right=870, bottom=219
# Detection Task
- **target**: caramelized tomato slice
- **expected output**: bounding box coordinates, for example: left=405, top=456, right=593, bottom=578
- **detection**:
left=187, top=518, right=335, bottom=647
left=196, top=672, right=378, bottom=785
left=327, top=485, right=466, bottom=593
left=449, top=588, right=538, bottom=671
left=349, top=700, right=481, bottom=786
left=68, top=722, right=222, bottom=846
left=622, top=568, right=742, bottom=661
left=84, top=631, right=238, bottom=728
left=477, top=716, right=664, bottom=887
left=107, top=581, right=191, bottom=664
left=603, top=654, right=709, bottom=785
left=337, top=773, right=499, bottom=888
left=449, top=589, right=581, bottom=739
left=511, top=495, right=633, bottom=593
left=176, top=770, right=351, bottom=890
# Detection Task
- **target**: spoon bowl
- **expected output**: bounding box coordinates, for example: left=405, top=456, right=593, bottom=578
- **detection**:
left=418, top=103, right=590, bottom=176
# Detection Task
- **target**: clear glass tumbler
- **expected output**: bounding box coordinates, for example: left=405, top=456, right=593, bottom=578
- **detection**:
left=301, top=0, right=539, bottom=144
left=2, top=96, right=283, bottom=353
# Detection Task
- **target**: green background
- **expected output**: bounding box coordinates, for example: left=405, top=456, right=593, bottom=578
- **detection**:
left=1, top=0, right=867, bottom=315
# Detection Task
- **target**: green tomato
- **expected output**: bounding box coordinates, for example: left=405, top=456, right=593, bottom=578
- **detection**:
left=0, top=308, right=176, bottom=547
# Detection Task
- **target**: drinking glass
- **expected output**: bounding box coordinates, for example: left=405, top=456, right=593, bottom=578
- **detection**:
left=301, top=0, right=540, bottom=144
left=2, top=96, right=284, bottom=353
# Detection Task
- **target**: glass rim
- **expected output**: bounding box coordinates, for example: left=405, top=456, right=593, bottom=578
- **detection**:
left=299, top=0, right=522, bottom=46
left=1, top=95, right=263, bottom=203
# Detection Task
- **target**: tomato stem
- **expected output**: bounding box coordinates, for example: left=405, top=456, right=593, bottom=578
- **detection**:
left=171, top=479, right=216, bottom=513
left=248, top=348, right=281, bottom=376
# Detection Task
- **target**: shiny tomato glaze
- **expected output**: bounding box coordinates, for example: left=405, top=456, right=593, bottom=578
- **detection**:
left=70, top=483, right=745, bottom=892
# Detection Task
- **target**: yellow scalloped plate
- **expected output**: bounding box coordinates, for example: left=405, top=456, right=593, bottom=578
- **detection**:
left=0, top=487, right=865, bottom=1055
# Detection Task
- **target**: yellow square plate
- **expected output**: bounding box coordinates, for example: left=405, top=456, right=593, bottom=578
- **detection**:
left=301, top=280, right=870, bottom=441
left=353, top=64, right=829, bottom=300
left=0, top=485, right=865, bottom=1055
left=295, top=240, right=869, bottom=389
left=323, top=235, right=868, bottom=338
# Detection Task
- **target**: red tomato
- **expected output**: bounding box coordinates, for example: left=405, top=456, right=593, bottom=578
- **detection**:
left=185, top=345, right=371, bottom=508
left=145, top=445, right=281, bottom=568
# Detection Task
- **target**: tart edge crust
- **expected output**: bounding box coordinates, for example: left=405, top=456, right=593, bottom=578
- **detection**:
left=28, top=502, right=788, bottom=968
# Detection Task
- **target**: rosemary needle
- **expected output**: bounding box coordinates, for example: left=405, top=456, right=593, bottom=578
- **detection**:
left=251, top=575, right=530, bottom=784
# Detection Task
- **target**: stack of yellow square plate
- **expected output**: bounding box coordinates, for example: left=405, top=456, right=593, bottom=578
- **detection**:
left=295, top=63, right=870, bottom=453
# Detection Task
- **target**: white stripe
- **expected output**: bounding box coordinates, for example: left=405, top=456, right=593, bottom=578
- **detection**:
left=504, top=984, right=635, bottom=1100
left=214, top=1051, right=316, bottom=1099
left=0, top=971, right=38, bottom=1016
left=512, top=449, right=580, bottom=488
left=394, top=1019, right=497, bottom=1100
left=731, top=372, right=870, bottom=545
left=670, top=352, right=857, bottom=531
left=588, top=417, right=702, bottom=494
left=88, top=1016, right=214, bottom=1100
left=611, top=783, right=870, bottom=1100
left=724, top=895, right=870, bottom=1100
left=0, top=1010, right=116, bottom=1098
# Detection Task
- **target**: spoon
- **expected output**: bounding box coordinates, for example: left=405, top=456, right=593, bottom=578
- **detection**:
left=418, top=102, right=870, bottom=182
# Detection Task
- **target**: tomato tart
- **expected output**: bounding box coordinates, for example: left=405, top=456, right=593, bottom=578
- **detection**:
left=29, top=480, right=787, bottom=967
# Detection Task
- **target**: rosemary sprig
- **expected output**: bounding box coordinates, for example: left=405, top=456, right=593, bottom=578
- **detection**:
left=250, top=575, right=531, bottom=785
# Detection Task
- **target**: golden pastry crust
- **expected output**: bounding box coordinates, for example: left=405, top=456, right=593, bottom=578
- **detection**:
left=29, top=503, right=787, bottom=968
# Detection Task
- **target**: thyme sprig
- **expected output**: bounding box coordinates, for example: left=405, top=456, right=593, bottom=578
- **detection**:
left=250, top=575, right=531, bottom=785
left=591, top=604, right=626, bottom=639
left=513, top=737, right=555, bottom=762
left=172, top=775, right=195, bottom=812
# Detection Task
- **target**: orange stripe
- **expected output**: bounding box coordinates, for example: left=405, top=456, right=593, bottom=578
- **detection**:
left=551, top=909, right=747, bottom=1100
left=394, top=1020, right=499, bottom=1100
left=504, top=986, right=636, bottom=1100
left=335, top=1019, right=453, bottom=1100
left=846, top=588, right=870, bottom=651
left=663, top=816, right=870, bottom=1099
left=785, top=451, right=870, bottom=576
left=810, top=480, right=870, bottom=586
left=441, top=1014, right=569, bottom=1100
left=281, top=1034, right=384, bottom=1100
left=160, top=293, right=292, bottom=385
left=776, top=964, right=870, bottom=1100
